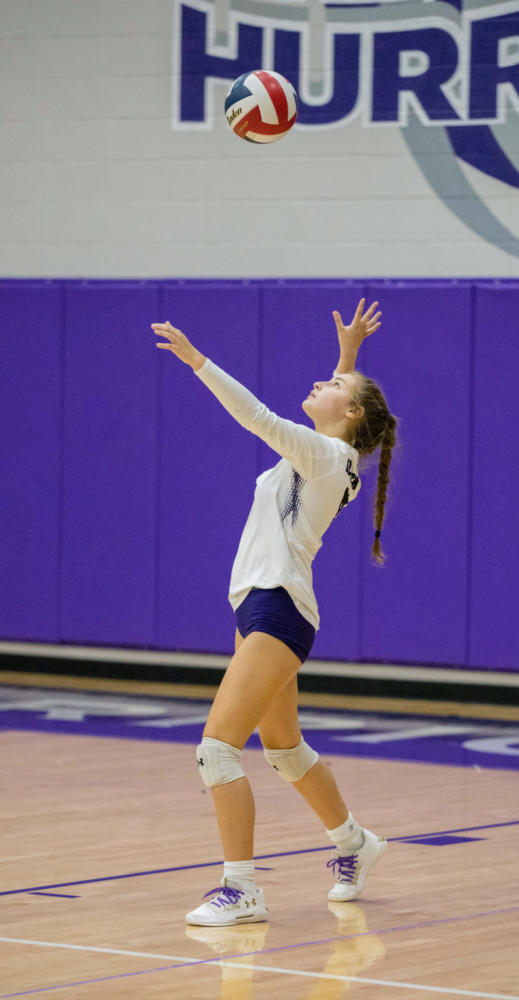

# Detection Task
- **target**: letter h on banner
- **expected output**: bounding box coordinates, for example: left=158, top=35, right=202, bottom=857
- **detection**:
left=179, top=4, right=263, bottom=122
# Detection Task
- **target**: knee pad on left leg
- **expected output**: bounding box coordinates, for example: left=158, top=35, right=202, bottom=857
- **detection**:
left=264, top=737, right=318, bottom=782
left=196, top=736, right=246, bottom=788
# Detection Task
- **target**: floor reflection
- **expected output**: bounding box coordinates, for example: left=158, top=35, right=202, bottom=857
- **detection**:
left=185, top=921, right=270, bottom=1000
left=184, top=902, right=386, bottom=998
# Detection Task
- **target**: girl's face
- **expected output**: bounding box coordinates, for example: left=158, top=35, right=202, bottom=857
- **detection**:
left=302, top=372, right=360, bottom=436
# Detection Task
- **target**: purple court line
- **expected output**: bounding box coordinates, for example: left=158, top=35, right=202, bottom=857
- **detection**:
left=394, top=819, right=519, bottom=841
left=2, top=819, right=518, bottom=899
left=2, top=903, right=519, bottom=1000
left=29, top=893, right=78, bottom=899
left=0, top=964, right=180, bottom=999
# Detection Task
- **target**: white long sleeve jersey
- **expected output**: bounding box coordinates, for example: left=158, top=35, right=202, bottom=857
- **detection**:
left=194, top=358, right=361, bottom=631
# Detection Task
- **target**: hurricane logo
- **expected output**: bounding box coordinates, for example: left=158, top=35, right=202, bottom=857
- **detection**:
left=172, top=0, right=519, bottom=257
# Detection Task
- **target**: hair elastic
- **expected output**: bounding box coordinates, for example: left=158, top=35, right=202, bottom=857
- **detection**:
left=375, top=530, right=381, bottom=538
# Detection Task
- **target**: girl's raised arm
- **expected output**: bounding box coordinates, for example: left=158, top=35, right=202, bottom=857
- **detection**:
left=151, top=319, right=354, bottom=482
left=152, top=321, right=206, bottom=371
left=333, top=298, right=382, bottom=374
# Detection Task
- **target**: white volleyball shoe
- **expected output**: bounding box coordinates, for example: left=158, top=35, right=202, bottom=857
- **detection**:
left=326, top=828, right=388, bottom=902
left=185, top=879, right=269, bottom=927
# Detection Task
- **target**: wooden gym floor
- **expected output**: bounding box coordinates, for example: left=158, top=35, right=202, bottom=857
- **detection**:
left=1, top=670, right=519, bottom=999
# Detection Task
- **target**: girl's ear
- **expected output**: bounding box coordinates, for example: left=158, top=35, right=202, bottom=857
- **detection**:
left=346, top=402, right=364, bottom=421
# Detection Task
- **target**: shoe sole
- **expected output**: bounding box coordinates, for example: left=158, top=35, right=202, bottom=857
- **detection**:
left=185, top=909, right=269, bottom=927
left=328, top=838, right=388, bottom=902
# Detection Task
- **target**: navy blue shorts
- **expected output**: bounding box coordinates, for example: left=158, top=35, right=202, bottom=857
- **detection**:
left=235, top=586, right=316, bottom=664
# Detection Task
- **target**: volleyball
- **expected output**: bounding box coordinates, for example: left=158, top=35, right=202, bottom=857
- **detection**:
left=224, top=70, right=298, bottom=144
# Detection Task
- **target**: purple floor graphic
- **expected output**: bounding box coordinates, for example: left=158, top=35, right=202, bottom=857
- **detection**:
left=1, top=684, right=519, bottom=771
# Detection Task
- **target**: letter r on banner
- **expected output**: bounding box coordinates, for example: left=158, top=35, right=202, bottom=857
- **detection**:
left=470, top=11, right=519, bottom=120
left=372, top=27, right=460, bottom=123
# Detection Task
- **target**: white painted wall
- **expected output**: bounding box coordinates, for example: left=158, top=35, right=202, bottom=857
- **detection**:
left=0, top=0, right=518, bottom=278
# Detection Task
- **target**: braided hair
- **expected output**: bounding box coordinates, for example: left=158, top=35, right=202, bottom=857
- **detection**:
left=346, top=373, right=398, bottom=567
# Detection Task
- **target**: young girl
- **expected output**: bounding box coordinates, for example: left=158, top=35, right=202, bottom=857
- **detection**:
left=152, top=298, right=398, bottom=927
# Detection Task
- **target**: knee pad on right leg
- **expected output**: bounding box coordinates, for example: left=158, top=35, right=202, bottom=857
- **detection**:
left=196, top=736, right=246, bottom=788
left=263, top=737, right=318, bottom=782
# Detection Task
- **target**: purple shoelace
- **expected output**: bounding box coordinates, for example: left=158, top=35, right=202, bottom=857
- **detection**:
left=203, top=886, right=245, bottom=908
left=326, top=855, right=358, bottom=882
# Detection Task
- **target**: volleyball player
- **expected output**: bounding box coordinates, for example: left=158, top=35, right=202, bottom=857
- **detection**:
left=152, top=298, right=398, bottom=926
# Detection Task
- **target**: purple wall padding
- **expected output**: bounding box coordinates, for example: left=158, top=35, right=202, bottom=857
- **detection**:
left=157, top=284, right=260, bottom=653
left=470, top=285, right=519, bottom=671
left=1, top=278, right=518, bottom=671
left=0, top=284, right=62, bottom=640
left=360, top=283, right=472, bottom=666
left=60, top=284, right=159, bottom=645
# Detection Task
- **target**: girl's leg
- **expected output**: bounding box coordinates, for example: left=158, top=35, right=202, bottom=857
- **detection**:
left=258, top=670, right=387, bottom=906
left=258, top=678, right=350, bottom=830
left=202, top=628, right=301, bottom=861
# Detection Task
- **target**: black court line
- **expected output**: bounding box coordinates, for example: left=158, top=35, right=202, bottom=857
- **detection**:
left=1, top=819, right=518, bottom=899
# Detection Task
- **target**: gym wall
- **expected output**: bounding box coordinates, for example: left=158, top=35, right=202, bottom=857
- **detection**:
left=0, top=0, right=518, bottom=278
left=1, top=2, right=518, bottom=672
left=1, top=277, right=518, bottom=671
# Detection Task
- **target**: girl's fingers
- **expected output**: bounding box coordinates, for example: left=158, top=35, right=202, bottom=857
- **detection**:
left=151, top=323, right=182, bottom=343
left=364, top=300, right=379, bottom=318
left=151, top=321, right=176, bottom=335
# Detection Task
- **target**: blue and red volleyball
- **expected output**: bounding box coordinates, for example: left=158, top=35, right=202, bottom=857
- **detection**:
left=225, top=70, right=298, bottom=144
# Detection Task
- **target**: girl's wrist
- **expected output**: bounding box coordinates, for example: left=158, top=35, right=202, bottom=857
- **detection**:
left=337, top=343, right=360, bottom=373
left=191, top=350, right=207, bottom=372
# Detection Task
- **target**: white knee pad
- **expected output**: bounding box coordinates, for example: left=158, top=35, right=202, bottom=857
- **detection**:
left=263, top=737, right=319, bottom=782
left=196, top=737, right=246, bottom=788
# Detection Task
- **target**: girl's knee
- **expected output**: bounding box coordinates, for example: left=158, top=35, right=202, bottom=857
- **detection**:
left=203, top=722, right=246, bottom=750
left=259, top=727, right=302, bottom=751
left=263, top=737, right=319, bottom=782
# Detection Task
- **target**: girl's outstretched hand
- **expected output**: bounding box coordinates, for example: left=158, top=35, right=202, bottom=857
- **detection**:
left=333, top=298, right=382, bottom=350
left=151, top=321, right=206, bottom=371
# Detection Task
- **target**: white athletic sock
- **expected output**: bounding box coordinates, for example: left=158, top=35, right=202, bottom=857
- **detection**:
left=222, top=860, right=256, bottom=893
left=325, top=812, right=364, bottom=854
